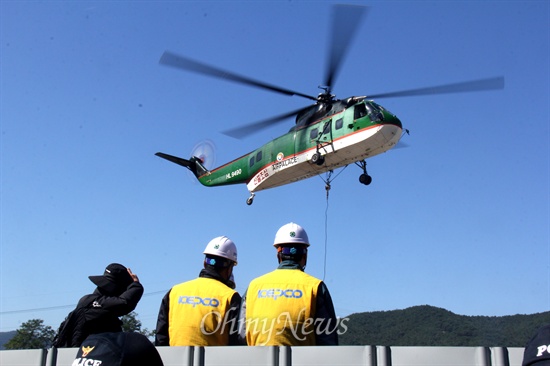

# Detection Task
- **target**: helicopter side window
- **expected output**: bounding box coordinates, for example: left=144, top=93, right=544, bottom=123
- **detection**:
left=249, top=151, right=262, bottom=167
left=310, top=129, right=319, bottom=140
left=322, top=120, right=331, bottom=134
left=335, top=118, right=343, bottom=130
left=354, top=103, right=367, bottom=120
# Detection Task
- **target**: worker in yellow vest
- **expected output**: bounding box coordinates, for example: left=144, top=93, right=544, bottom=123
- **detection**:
left=155, top=236, right=241, bottom=346
left=241, top=222, right=338, bottom=346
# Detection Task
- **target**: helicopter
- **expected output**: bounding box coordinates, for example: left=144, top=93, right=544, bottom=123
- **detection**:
left=156, top=5, right=504, bottom=205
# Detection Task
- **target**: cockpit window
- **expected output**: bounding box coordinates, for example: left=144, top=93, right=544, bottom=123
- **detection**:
left=354, top=103, right=367, bottom=120
left=369, top=101, right=392, bottom=115
left=365, top=102, right=385, bottom=122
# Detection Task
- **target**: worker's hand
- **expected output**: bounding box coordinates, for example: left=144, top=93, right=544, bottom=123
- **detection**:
left=127, top=268, right=139, bottom=282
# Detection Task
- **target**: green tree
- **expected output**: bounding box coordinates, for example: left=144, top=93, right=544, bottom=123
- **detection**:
left=4, top=319, right=55, bottom=350
left=121, top=311, right=155, bottom=338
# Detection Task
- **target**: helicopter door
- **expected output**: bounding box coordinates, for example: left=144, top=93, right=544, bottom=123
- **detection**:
left=321, top=119, right=332, bottom=139
left=299, top=119, right=333, bottom=159
left=317, top=119, right=333, bottom=147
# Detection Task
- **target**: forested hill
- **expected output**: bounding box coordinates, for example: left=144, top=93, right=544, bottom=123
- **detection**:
left=0, top=331, right=16, bottom=350
left=339, top=305, right=550, bottom=347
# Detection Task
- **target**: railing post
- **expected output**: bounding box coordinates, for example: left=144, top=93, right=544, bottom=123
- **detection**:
left=193, top=346, right=204, bottom=366
left=377, top=346, right=391, bottom=366
left=45, top=347, right=57, bottom=366
left=365, top=345, right=377, bottom=366
left=491, top=347, right=510, bottom=366
left=279, top=346, right=292, bottom=366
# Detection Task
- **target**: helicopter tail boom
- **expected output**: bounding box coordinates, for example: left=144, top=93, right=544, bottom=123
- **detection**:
left=155, top=152, right=209, bottom=178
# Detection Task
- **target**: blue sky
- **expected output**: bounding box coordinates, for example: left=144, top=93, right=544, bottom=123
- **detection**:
left=1, top=1, right=548, bottom=333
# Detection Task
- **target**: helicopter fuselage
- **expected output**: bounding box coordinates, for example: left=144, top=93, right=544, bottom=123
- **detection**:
left=194, top=99, right=402, bottom=193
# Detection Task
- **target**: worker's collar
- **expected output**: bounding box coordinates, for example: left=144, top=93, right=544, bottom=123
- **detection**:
left=199, top=267, right=233, bottom=287
left=277, top=260, right=304, bottom=271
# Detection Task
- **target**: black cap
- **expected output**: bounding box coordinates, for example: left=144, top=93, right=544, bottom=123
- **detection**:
left=89, top=263, right=133, bottom=295
left=523, top=324, right=550, bottom=366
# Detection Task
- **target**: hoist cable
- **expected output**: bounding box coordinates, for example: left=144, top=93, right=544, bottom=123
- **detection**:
left=318, top=166, right=348, bottom=281
left=323, top=182, right=330, bottom=282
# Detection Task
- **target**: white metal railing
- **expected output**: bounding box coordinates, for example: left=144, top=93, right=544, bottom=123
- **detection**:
left=0, top=345, right=525, bottom=366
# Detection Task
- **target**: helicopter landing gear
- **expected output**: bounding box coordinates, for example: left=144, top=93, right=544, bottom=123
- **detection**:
left=356, top=160, right=372, bottom=185
left=310, top=152, right=325, bottom=166
left=359, top=173, right=372, bottom=185
left=246, top=192, right=255, bottom=206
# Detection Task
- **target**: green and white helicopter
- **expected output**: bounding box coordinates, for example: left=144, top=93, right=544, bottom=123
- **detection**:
left=156, top=5, right=504, bottom=205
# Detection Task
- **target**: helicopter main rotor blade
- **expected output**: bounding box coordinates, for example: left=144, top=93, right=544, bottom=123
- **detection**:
left=160, top=51, right=317, bottom=101
left=368, top=76, right=505, bottom=99
left=324, top=5, right=369, bottom=92
left=222, top=106, right=311, bottom=139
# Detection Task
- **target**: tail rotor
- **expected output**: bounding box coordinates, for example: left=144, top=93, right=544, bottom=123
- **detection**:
left=190, top=140, right=216, bottom=170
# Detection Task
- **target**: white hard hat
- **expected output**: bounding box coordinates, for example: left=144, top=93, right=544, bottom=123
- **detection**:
left=203, top=236, right=238, bottom=265
left=273, top=222, right=310, bottom=247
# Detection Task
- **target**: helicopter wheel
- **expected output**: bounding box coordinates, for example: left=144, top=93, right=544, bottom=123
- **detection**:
left=311, top=152, right=325, bottom=166
left=246, top=193, right=255, bottom=206
left=359, top=173, right=372, bottom=185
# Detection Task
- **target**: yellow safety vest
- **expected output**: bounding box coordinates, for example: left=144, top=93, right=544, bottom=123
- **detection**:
left=168, top=277, right=237, bottom=346
left=245, top=269, right=321, bottom=346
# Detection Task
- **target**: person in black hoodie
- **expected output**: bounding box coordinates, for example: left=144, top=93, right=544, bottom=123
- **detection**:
left=55, top=263, right=144, bottom=347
